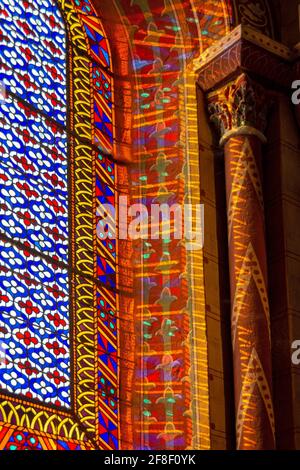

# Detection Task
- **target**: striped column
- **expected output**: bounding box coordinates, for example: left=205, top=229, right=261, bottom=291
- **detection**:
left=208, top=74, right=275, bottom=449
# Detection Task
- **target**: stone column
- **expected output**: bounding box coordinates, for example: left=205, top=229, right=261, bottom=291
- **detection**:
left=208, top=74, right=275, bottom=449
left=293, top=51, right=300, bottom=129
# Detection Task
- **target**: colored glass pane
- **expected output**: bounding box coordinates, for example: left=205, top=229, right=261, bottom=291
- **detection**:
left=0, top=0, right=70, bottom=407
left=0, top=0, right=118, bottom=450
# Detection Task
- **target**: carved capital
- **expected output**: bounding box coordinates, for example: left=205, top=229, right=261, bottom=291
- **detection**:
left=207, top=74, right=270, bottom=145
left=194, top=25, right=295, bottom=93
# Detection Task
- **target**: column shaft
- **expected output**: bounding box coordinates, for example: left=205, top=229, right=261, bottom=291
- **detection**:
left=207, top=74, right=275, bottom=449
left=224, top=134, right=275, bottom=449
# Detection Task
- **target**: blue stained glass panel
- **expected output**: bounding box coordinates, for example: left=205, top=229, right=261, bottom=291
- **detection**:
left=0, top=1, right=66, bottom=124
left=0, top=241, right=70, bottom=407
left=0, top=0, right=70, bottom=408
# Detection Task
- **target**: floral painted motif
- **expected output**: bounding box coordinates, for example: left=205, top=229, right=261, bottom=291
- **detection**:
left=0, top=0, right=118, bottom=450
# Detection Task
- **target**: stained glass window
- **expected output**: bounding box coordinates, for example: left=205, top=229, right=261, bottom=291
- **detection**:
left=0, top=0, right=117, bottom=450
left=0, top=0, right=69, bottom=407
